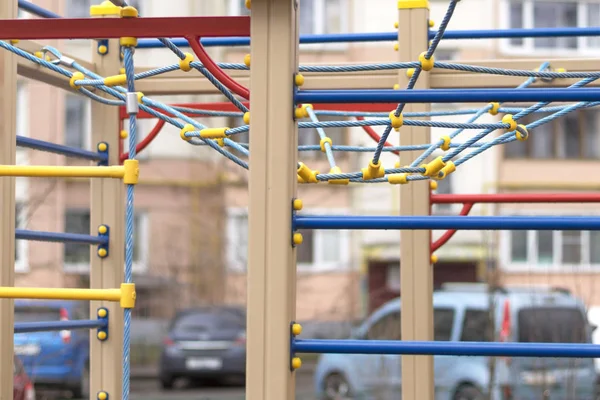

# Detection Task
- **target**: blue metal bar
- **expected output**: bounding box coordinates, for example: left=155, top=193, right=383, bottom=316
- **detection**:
left=294, top=215, right=600, bottom=231
left=293, top=339, right=600, bottom=358
left=135, top=27, right=600, bottom=48
left=17, top=0, right=61, bottom=18
left=294, top=88, right=600, bottom=104
left=17, top=136, right=107, bottom=162
left=16, top=229, right=108, bottom=245
left=14, top=319, right=107, bottom=334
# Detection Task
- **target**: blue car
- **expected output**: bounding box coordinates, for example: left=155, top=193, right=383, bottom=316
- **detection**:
left=14, top=300, right=90, bottom=398
left=314, top=283, right=597, bottom=400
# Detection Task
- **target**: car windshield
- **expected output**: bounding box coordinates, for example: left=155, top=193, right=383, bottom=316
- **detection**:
left=15, top=306, right=60, bottom=323
left=172, top=310, right=245, bottom=333
left=518, top=307, right=587, bottom=343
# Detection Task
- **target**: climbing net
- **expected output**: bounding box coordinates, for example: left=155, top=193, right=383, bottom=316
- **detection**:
left=4, top=0, right=600, bottom=187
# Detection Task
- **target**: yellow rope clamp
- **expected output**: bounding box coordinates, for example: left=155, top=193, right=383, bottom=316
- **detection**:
left=180, top=124, right=195, bottom=141
left=502, top=114, right=517, bottom=132
left=361, top=160, right=385, bottom=180
left=123, top=159, right=139, bottom=185
left=515, top=125, right=529, bottom=141
left=328, top=166, right=350, bottom=185
left=69, top=72, right=85, bottom=90
left=179, top=53, right=194, bottom=72
left=215, top=139, right=225, bottom=147
left=433, top=161, right=456, bottom=181
left=297, top=162, right=318, bottom=183
left=389, top=111, right=403, bottom=130
left=388, top=173, right=408, bottom=184
left=440, top=135, right=451, bottom=151
left=488, top=102, right=500, bottom=116
left=295, top=104, right=312, bottom=119
left=418, top=52, right=435, bottom=71
left=103, top=74, right=128, bottom=87
left=320, top=137, right=333, bottom=153
left=199, top=127, right=228, bottom=139
left=422, top=156, right=446, bottom=178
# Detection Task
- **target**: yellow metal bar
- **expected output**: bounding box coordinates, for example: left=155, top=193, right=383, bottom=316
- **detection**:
left=0, top=284, right=136, bottom=308
left=0, top=165, right=125, bottom=179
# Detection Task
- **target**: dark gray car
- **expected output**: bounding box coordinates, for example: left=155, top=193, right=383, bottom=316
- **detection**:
left=158, top=306, right=246, bottom=390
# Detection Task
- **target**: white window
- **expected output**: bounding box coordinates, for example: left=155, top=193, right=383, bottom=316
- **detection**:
left=502, top=0, right=600, bottom=55
left=15, top=202, right=28, bottom=273
left=226, top=208, right=350, bottom=272
left=64, top=209, right=149, bottom=273
left=64, top=94, right=91, bottom=150
left=501, top=212, right=600, bottom=272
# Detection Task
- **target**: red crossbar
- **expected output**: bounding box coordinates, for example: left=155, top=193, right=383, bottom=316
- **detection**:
left=0, top=16, right=250, bottom=40
left=431, top=193, right=600, bottom=204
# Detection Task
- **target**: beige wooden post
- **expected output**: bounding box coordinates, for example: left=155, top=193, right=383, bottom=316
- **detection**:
left=0, top=1, right=17, bottom=399
left=397, top=1, right=434, bottom=400
left=245, top=0, right=299, bottom=399
left=89, top=2, right=125, bottom=398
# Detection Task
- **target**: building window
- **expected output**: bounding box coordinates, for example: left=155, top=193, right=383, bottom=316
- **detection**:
left=15, top=202, right=28, bottom=272
left=505, top=228, right=600, bottom=269
left=505, top=0, right=600, bottom=53
left=226, top=209, right=350, bottom=271
left=64, top=209, right=148, bottom=272
left=503, top=109, right=600, bottom=159
left=64, top=94, right=89, bottom=149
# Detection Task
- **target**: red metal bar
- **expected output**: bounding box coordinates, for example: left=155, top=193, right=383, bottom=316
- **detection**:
left=120, top=119, right=166, bottom=163
left=0, top=16, right=250, bottom=40
left=431, top=203, right=474, bottom=252
left=431, top=193, right=600, bottom=204
left=123, top=102, right=401, bottom=119
left=356, top=116, right=398, bottom=155
left=186, top=36, right=250, bottom=100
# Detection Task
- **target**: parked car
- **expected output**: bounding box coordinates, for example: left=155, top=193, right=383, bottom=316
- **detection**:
left=14, top=355, right=35, bottom=400
left=159, top=306, right=246, bottom=389
left=13, top=300, right=90, bottom=398
left=314, top=283, right=597, bottom=400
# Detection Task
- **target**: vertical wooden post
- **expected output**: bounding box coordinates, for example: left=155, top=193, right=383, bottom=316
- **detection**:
left=89, top=2, right=124, bottom=398
left=397, top=1, right=434, bottom=400
left=246, top=0, right=299, bottom=399
left=0, top=1, right=17, bottom=399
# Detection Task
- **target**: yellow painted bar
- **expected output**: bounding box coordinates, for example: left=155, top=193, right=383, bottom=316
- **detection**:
left=0, top=284, right=136, bottom=308
left=0, top=165, right=125, bottom=179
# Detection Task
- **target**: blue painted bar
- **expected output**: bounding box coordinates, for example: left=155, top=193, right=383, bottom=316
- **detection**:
left=17, top=136, right=107, bottom=162
left=294, top=215, right=600, bottom=231
left=18, top=0, right=61, bottom=18
left=293, top=339, right=600, bottom=358
left=295, top=88, right=600, bottom=104
left=16, top=229, right=108, bottom=245
left=14, top=319, right=107, bottom=334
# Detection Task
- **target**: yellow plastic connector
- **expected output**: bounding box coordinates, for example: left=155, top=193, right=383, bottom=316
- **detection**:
left=515, top=125, right=528, bottom=141
left=97, top=308, right=107, bottom=318
left=97, top=142, right=108, bottom=152
left=179, top=53, right=194, bottom=72
left=69, top=72, right=85, bottom=90
left=398, top=0, right=430, bottom=9
left=292, top=323, right=303, bottom=336
left=90, top=0, right=121, bottom=16
left=488, top=102, right=500, bottom=116
left=320, top=137, right=333, bottom=152
left=97, top=391, right=108, bottom=400
left=361, top=160, right=385, bottom=181
left=293, top=199, right=303, bottom=211
left=123, top=159, right=139, bottom=185
left=418, top=52, right=435, bottom=71
left=291, top=357, right=302, bottom=370
left=393, top=42, right=399, bottom=51
left=429, top=19, right=435, bottom=28
left=137, top=92, right=144, bottom=104
left=120, top=5, right=138, bottom=18
left=180, top=124, right=195, bottom=141
left=97, top=331, right=107, bottom=340
left=295, top=104, right=312, bottom=119
left=103, top=74, right=127, bottom=87
left=98, top=45, right=108, bottom=55
left=200, top=127, right=228, bottom=139
left=97, top=248, right=108, bottom=258
left=293, top=232, right=303, bottom=245
left=328, top=166, right=350, bottom=185
left=245, top=0, right=251, bottom=9
left=298, top=175, right=305, bottom=184
left=406, top=68, right=415, bottom=78
left=440, top=135, right=451, bottom=151
left=297, top=162, right=318, bottom=183
left=243, top=112, right=250, bottom=124
left=295, top=74, right=305, bottom=87
left=98, top=225, right=107, bottom=234
left=120, top=130, right=128, bottom=139
left=502, top=114, right=517, bottom=132
left=430, top=180, right=438, bottom=190
left=393, top=83, right=400, bottom=90
left=10, top=40, right=19, bottom=45
left=394, top=21, right=399, bottom=29
left=388, top=174, right=408, bottom=185
left=120, top=37, right=138, bottom=47
left=422, top=156, right=446, bottom=177
left=33, top=51, right=51, bottom=61
left=434, top=161, right=456, bottom=181
left=120, top=283, right=136, bottom=308
left=555, top=67, right=566, bottom=74
left=389, top=111, right=404, bottom=129
left=215, top=138, right=225, bottom=147
left=244, top=54, right=251, bottom=67
left=431, top=254, right=438, bottom=264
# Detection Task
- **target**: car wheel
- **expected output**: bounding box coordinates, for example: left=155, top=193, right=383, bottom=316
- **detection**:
left=322, top=373, right=352, bottom=400
left=160, top=377, right=175, bottom=390
left=453, top=384, right=484, bottom=400
left=72, top=363, right=89, bottom=398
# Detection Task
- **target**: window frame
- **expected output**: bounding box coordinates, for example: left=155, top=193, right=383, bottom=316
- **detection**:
left=226, top=207, right=351, bottom=273
left=499, top=0, right=600, bottom=57
left=500, top=208, right=600, bottom=272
